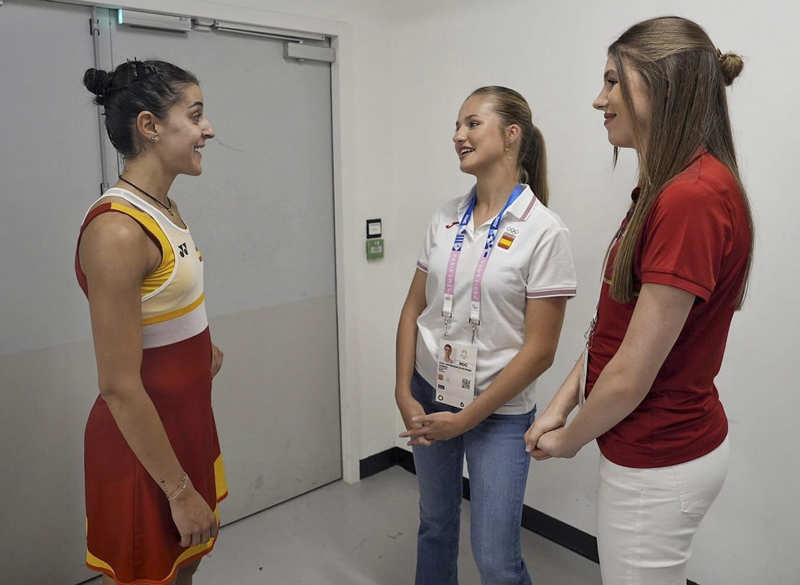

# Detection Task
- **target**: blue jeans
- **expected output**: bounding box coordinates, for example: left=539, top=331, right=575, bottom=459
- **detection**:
left=411, top=370, right=535, bottom=585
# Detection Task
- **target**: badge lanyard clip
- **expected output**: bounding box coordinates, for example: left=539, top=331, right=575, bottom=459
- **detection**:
left=442, top=311, right=453, bottom=337
left=580, top=208, right=632, bottom=406
left=469, top=317, right=480, bottom=343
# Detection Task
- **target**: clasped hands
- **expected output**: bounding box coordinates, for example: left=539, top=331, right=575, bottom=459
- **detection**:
left=398, top=396, right=581, bottom=459
left=523, top=411, right=581, bottom=460
left=399, top=410, right=469, bottom=445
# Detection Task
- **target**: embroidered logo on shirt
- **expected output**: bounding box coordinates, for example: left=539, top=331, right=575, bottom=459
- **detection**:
left=445, top=221, right=459, bottom=229
left=497, top=231, right=516, bottom=250
left=178, top=243, right=189, bottom=257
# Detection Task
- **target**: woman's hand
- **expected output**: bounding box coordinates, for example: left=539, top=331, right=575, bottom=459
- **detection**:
left=169, top=483, right=219, bottom=548
left=530, top=427, right=580, bottom=460
left=524, top=410, right=567, bottom=459
left=211, top=344, right=224, bottom=378
left=397, top=394, right=436, bottom=447
left=400, top=411, right=468, bottom=443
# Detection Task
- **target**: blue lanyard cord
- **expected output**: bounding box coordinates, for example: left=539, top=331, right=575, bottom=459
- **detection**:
left=450, top=197, right=476, bottom=253
left=453, top=184, right=525, bottom=251
left=483, top=183, right=525, bottom=256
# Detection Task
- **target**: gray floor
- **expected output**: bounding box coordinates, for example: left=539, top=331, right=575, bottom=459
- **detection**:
left=87, top=466, right=601, bottom=585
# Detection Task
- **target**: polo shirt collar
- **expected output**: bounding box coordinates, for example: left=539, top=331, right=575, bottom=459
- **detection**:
left=456, top=189, right=474, bottom=216
left=506, top=184, right=537, bottom=220
left=456, top=184, right=538, bottom=222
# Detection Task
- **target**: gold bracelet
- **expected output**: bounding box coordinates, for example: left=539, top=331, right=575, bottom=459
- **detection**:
left=166, top=473, right=190, bottom=501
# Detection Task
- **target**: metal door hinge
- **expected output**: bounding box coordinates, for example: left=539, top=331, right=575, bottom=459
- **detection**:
left=199, top=19, right=326, bottom=42
left=285, top=42, right=336, bottom=64
left=118, top=10, right=191, bottom=32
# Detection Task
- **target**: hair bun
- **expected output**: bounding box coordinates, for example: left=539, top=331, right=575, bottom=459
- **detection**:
left=718, top=51, right=743, bottom=86
left=83, top=68, right=110, bottom=98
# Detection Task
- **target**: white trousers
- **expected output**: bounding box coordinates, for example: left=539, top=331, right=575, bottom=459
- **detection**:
left=597, top=437, right=729, bottom=585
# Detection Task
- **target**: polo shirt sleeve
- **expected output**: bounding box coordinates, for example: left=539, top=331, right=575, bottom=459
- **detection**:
left=526, top=226, right=577, bottom=299
left=639, top=182, right=731, bottom=301
left=416, top=213, right=438, bottom=273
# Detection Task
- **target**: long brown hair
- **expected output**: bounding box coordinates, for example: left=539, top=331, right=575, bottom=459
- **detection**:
left=607, top=16, right=753, bottom=307
left=470, top=86, right=549, bottom=206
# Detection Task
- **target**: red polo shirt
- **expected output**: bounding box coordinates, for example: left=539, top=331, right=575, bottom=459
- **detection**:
left=586, top=151, right=751, bottom=468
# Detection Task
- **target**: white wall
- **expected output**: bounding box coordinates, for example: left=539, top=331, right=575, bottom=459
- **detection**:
left=19, top=0, right=797, bottom=583
left=385, top=1, right=799, bottom=584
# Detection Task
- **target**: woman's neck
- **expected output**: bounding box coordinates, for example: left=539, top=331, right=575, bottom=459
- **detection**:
left=119, top=156, right=176, bottom=206
left=473, top=164, right=519, bottom=223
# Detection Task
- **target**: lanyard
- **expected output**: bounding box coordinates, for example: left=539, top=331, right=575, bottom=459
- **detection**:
left=580, top=206, right=633, bottom=406
left=442, top=184, right=525, bottom=341
left=585, top=206, right=634, bottom=351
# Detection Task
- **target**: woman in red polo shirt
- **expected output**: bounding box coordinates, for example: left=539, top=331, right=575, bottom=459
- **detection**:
left=524, top=16, right=754, bottom=585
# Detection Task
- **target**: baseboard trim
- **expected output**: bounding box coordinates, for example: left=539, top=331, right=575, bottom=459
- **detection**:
left=359, top=446, right=415, bottom=479
left=360, top=447, right=699, bottom=585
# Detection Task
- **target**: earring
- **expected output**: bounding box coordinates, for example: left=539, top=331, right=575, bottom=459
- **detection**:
left=151, top=135, right=159, bottom=143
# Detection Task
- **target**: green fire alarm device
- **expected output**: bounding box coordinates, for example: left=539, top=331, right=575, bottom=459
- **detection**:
left=366, top=218, right=384, bottom=260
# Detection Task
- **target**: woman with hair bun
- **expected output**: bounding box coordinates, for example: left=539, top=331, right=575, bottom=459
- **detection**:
left=76, top=60, right=225, bottom=585
left=525, top=16, right=753, bottom=584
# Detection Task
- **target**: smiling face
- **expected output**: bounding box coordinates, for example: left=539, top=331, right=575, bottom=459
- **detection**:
left=153, top=84, right=214, bottom=176
left=592, top=56, right=652, bottom=151
left=453, top=95, right=510, bottom=177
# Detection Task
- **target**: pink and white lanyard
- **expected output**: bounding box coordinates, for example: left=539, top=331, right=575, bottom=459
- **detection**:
left=442, top=184, right=525, bottom=342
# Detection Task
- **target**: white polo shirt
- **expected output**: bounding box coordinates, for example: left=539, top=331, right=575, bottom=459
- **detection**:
left=415, top=185, right=577, bottom=415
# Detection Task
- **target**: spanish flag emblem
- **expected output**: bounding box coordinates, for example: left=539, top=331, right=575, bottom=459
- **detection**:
left=498, top=232, right=515, bottom=249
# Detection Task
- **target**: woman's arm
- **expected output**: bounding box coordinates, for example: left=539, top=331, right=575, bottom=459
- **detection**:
left=402, top=296, right=567, bottom=442
left=396, top=269, right=427, bottom=394
left=524, top=351, right=583, bottom=457
left=395, top=269, right=435, bottom=446
left=534, top=283, right=695, bottom=459
left=211, top=343, right=224, bottom=377
left=80, top=213, right=218, bottom=547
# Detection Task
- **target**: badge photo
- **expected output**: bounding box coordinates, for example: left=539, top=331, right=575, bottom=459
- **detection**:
left=435, top=341, right=477, bottom=409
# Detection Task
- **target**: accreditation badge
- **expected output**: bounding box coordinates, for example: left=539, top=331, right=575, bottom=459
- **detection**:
left=435, top=341, right=477, bottom=409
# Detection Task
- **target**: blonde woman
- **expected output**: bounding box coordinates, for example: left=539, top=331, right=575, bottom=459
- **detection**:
left=397, top=86, right=576, bottom=585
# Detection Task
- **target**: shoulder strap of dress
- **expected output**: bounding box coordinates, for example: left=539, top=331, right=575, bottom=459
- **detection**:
left=80, top=201, right=171, bottom=252
left=76, top=201, right=176, bottom=291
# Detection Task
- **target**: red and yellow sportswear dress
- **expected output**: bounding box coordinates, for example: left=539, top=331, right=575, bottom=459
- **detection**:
left=75, top=187, right=228, bottom=585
